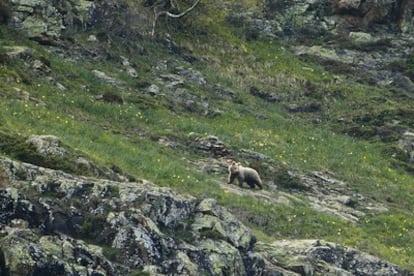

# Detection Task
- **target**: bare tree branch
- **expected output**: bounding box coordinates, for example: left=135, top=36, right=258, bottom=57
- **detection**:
left=163, top=0, right=201, bottom=18
left=151, top=0, right=201, bottom=36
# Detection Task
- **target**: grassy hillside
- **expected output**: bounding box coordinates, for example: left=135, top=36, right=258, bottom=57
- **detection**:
left=1, top=1, right=414, bottom=270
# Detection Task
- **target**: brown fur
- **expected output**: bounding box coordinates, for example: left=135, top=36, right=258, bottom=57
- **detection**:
left=227, top=161, right=263, bottom=190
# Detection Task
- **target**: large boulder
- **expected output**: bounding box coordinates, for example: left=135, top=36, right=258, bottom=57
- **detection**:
left=257, top=239, right=410, bottom=276
left=193, top=198, right=255, bottom=250
left=0, top=228, right=116, bottom=275
left=0, top=157, right=264, bottom=275
left=8, top=0, right=94, bottom=42
left=6, top=0, right=156, bottom=42
left=398, top=131, right=414, bottom=164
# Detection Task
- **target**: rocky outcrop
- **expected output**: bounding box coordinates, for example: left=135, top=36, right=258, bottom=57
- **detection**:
left=23, top=134, right=129, bottom=182
left=257, top=239, right=410, bottom=276
left=225, top=0, right=414, bottom=102
left=6, top=0, right=151, bottom=42
left=7, top=0, right=94, bottom=43
left=0, top=156, right=410, bottom=275
left=0, top=157, right=262, bottom=275
left=397, top=130, right=414, bottom=170
left=260, top=0, right=414, bottom=36
left=191, top=135, right=232, bottom=157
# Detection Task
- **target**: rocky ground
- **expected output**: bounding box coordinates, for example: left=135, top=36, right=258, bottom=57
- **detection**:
left=1, top=0, right=414, bottom=275
left=0, top=135, right=410, bottom=275
left=0, top=154, right=410, bottom=275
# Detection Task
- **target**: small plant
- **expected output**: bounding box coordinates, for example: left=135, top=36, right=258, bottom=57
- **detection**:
left=80, top=213, right=107, bottom=241
left=0, top=46, right=8, bottom=64
left=129, top=270, right=151, bottom=276
left=405, top=50, right=414, bottom=81
left=102, top=246, right=122, bottom=262
left=0, top=0, right=11, bottom=24
left=0, top=167, right=9, bottom=187
left=107, top=185, right=120, bottom=198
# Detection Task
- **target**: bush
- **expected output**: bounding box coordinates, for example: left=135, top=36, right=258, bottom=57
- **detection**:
left=0, top=46, right=7, bottom=64
left=405, top=51, right=414, bottom=81
left=0, top=167, right=9, bottom=187
left=80, top=214, right=107, bottom=240
left=102, top=246, right=122, bottom=262
left=0, top=0, right=11, bottom=24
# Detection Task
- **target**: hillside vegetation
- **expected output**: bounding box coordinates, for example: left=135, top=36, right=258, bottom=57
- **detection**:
left=1, top=0, right=413, bottom=272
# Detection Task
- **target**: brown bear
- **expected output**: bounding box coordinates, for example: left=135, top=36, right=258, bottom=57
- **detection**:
left=227, top=161, right=263, bottom=189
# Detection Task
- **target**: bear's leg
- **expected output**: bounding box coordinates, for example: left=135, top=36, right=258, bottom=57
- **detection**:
left=228, top=173, right=237, bottom=184
left=246, top=180, right=256, bottom=189
left=237, top=176, right=244, bottom=188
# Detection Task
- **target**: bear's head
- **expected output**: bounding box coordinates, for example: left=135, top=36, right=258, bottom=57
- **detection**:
left=228, top=161, right=241, bottom=175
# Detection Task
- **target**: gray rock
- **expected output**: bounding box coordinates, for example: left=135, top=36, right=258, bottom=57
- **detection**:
left=146, top=84, right=161, bottom=96
left=92, top=69, right=124, bottom=88
left=194, top=198, right=255, bottom=250
left=349, top=32, right=379, bottom=45
left=8, top=0, right=94, bottom=41
left=393, top=75, right=414, bottom=94
left=26, top=135, right=67, bottom=157
left=0, top=227, right=115, bottom=275
left=120, top=56, right=138, bottom=78
left=257, top=239, right=410, bottom=276
left=398, top=131, right=414, bottom=163
left=0, top=45, right=32, bottom=61
left=176, top=66, right=207, bottom=86
left=195, top=239, right=245, bottom=275
left=192, top=135, right=232, bottom=157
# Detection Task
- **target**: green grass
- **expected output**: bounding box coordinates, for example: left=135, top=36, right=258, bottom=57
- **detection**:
left=1, top=9, right=414, bottom=271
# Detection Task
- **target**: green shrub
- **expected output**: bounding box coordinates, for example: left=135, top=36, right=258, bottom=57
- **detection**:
left=80, top=214, right=107, bottom=240
left=0, top=0, right=11, bottom=24
left=102, top=246, right=122, bottom=262
left=405, top=50, right=414, bottom=80
left=129, top=270, right=150, bottom=276
left=0, top=167, right=9, bottom=187
left=0, top=46, right=7, bottom=64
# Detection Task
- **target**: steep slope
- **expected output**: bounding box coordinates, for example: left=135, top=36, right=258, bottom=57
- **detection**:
left=0, top=0, right=413, bottom=274
left=1, top=156, right=410, bottom=275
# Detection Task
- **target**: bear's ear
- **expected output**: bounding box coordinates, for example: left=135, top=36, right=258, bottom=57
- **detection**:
left=226, top=159, right=234, bottom=165
left=236, top=162, right=241, bottom=166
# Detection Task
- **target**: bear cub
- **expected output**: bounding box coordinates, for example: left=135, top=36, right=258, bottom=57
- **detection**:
left=227, top=161, right=263, bottom=190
